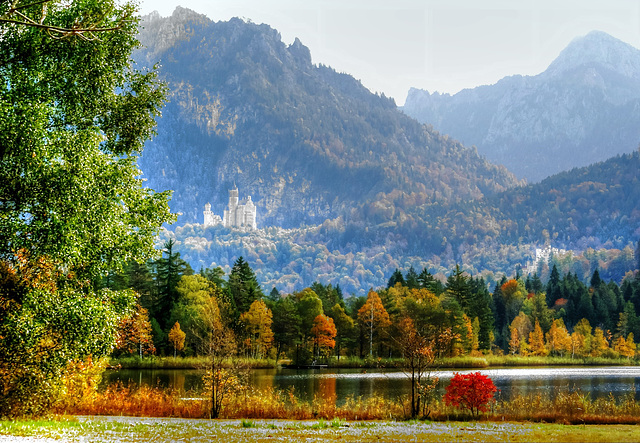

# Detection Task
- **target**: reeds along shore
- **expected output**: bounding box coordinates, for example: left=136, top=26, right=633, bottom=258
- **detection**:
left=109, top=354, right=640, bottom=370
left=54, top=382, right=640, bottom=424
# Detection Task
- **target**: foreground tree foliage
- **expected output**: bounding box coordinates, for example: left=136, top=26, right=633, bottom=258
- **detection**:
left=0, top=0, right=172, bottom=417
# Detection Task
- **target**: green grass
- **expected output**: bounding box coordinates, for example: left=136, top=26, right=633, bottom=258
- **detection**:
left=3, top=416, right=640, bottom=442
left=110, top=355, right=278, bottom=370
left=109, top=354, right=639, bottom=371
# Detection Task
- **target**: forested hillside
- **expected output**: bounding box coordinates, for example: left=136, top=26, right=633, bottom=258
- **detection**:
left=134, top=8, right=519, bottom=228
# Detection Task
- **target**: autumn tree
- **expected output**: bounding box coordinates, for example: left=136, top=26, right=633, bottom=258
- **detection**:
left=115, top=304, right=156, bottom=358
left=168, top=322, right=186, bottom=358
left=528, top=320, right=548, bottom=356
left=239, top=299, right=274, bottom=359
left=396, top=290, right=457, bottom=418
left=614, top=333, right=636, bottom=359
left=573, top=318, right=593, bottom=357
left=509, top=312, right=532, bottom=355
left=546, top=319, right=572, bottom=356
left=188, top=285, right=238, bottom=419
left=358, top=290, right=391, bottom=357
left=0, top=0, right=172, bottom=417
left=310, top=314, right=337, bottom=359
left=592, top=327, right=610, bottom=357
left=444, top=372, right=497, bottom=418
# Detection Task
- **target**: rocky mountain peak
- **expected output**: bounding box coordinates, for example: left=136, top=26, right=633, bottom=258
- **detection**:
left=544, top=30, right=640, bottom=79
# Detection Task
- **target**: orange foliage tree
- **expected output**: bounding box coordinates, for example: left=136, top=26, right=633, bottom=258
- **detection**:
left=357, top=290, right=391, bottom=357
left=310, top=314, right=337, bottom=359
left=116, top=304, right=156, bottom=358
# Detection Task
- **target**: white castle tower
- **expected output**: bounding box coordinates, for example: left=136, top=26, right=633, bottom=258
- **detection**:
left=203, top=186, right=256, bottom=229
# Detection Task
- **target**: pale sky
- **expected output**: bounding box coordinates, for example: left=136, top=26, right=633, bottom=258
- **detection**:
left=138, top=0, right=640, bottom=106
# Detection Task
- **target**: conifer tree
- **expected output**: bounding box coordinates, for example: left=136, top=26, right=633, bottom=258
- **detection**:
left=227, top=256, right=263, bottom=322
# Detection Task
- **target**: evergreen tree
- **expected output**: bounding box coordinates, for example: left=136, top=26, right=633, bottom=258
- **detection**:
left=546, top=265, right=562, bottom=307
left=490, top=277, right=508, bottom=351
left=418, top=267, right=444, bottom=295
left=227, top=256, right=264, bottom=321
left=155, top=239, right=193, bottom=330
left=468, top=277, right=495, bottom=350
left=387, top=268, right=406, bottom=288
left=405, top=266, right=420, bottom=289
left=446, top=265, right=472, bottom=311
left=590, top=269, right=603, bottom=289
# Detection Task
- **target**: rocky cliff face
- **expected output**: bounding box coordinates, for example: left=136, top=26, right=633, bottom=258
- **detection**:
left=403, top=31, right=640, bottom=182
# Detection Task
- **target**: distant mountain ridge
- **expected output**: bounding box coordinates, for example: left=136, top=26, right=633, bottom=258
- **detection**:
left=402, top=31, right=640, bottom=182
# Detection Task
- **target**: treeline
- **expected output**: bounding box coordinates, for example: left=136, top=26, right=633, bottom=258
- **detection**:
left=108, top=240, right=640, bottom=362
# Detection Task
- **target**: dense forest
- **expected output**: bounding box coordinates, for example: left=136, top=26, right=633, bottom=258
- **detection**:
left=110, top=241, right=640, bottom=363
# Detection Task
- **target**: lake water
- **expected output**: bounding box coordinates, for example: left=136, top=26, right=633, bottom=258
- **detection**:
left=102, top=366, right=640, bottom=403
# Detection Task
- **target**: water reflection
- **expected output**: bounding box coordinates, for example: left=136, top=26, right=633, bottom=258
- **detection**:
left=102, top=366, right=640, bottom=403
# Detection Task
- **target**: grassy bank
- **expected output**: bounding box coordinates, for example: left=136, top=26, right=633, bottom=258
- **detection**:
left=109, top=356, right=279, bottom=370
left=3, top=416, right=640, bottom=442
left=109, top=354, right=639, bottom=370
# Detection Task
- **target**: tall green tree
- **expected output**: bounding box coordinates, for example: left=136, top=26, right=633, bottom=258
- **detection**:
left=445, top=265, right=473, bottom=312
left=154, top=239, right=193, bottom=331
left=227, top=256, right=263, bottom=321
left=0, top=0, right=172, bottom=417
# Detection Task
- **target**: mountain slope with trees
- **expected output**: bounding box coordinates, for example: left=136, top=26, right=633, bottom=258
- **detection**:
left=134, top=8, right=520, bottom=228
left=133, top=9, right=639, bottom=295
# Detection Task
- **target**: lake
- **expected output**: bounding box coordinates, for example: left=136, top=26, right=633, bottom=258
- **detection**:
left=102, top=366, right=640, bottom=403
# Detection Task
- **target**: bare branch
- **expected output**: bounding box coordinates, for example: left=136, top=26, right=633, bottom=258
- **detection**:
left=0, top=0, right=132, bottom=41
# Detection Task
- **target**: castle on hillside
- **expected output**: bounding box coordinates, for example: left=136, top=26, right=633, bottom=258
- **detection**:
left=524, top=245, right=567, bottom=274
left=203, top=186, right=257, bottom=229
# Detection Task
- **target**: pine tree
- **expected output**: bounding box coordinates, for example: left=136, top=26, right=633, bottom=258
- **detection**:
left=387, top=269, right=406, bottom=288
left=405, top=266, right=420, bottom=289
left=154, top=239, right=193, bottom=330
left=446, top=265, right=472, bottom=311
left=227, top=256, right=264, bottom=322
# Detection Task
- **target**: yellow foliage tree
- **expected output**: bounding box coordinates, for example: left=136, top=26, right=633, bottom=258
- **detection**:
left=546, top=319, right=571, bottom=356
left=614, top=333, right=636, bottom=359
left=528, top=320, right=548, bottom=356
left=592, top=327, right=610, bottom=357
left=508, top=311, right=532, bottom=355
left=168, top=322, right=186, bottom=358
left=239, top=299, right=274, bottom=359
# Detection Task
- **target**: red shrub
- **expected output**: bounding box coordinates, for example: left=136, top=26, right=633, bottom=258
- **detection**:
left=443, top=371, right=497, bottom=418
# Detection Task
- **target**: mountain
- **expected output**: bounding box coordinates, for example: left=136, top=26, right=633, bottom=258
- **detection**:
left=402, top=31, right=640, bottom=183
left=134, top=8, right=519, bottom=230
left=133, top=10, right=640, bottom=294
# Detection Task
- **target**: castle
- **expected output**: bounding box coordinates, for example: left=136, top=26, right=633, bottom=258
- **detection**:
left=203, top=186, right=257, bottom=229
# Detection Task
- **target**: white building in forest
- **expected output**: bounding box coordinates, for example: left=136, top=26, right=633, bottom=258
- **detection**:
left=203, top=186, right=257, bottom=229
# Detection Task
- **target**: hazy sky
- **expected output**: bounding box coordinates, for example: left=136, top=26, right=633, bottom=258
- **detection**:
left=138, top=0, right=640, bottom=105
